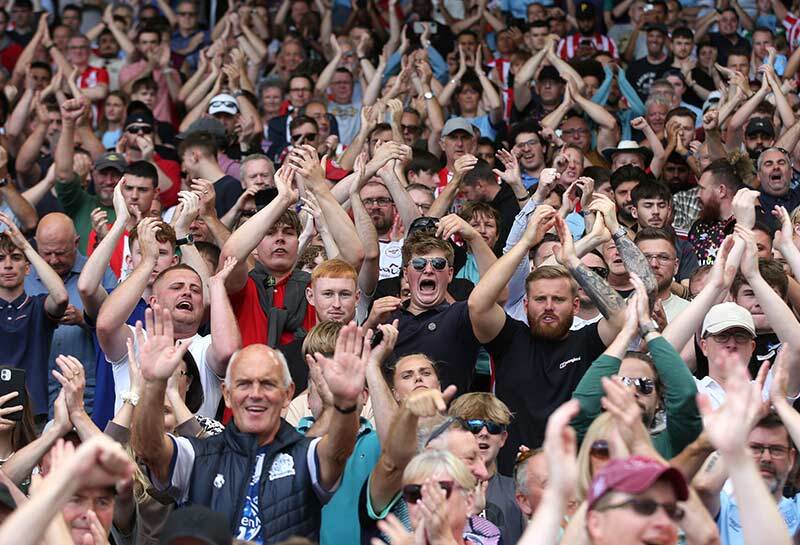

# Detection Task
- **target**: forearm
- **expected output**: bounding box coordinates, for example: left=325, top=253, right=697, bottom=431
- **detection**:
left=315, top=54, right=343, bottom=93
left=220, top=194, right=294, bottom=264
left=705, top=128, right=727, bottom=160
left=729, top=88, right=769, bottom=130
left=78, top=221, right=124, bottom=318
left=6, top=90, right=33, bottom=138
left=670, top=434, right=715, bottom=481
left=517, top=488, right=571, bottom=545
left=336, top=131, right=367, bottom=172
left=96, top=262, right=152, bottom=358
left=76, top=126, right=104, bottom=160
left=70, top=411, right=103, bottom=442
left=131, top=380, right=172, bottom=482
left=618, top=69, right=646, bottom=114
left=1, top=426, right=64, bottom=485
left=178, top=67, right=206, bottom=104
left=26, top=245, right=68, bottom=315
left=318, top=407, right=358, bottom=489
left=566, top=261, right=626, bottom=318
left=575, top=96, right=617, bottom=130
left=572, top=354, right=623, bottom=438
left=473, top=241, right=529, bottom=313
left=1, top=186, right=37, bottom=231
left=208, top=281, right=242, bottom=376
left=21, top=175, right=55, bottom=207
left=16, top=127, right=46, bottom=175
left=365, top=361, right=397, bottom=445
left=747, top=273, right=800, bottom=344
left=775, top=119, right=800, bottom=152
left=615, top=235, right=657, bottom=299
left=428, top=179, right=460, bottom=218
left=382, top=175, right=420, bottom=233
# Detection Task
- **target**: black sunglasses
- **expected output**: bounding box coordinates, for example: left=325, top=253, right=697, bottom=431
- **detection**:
left=620, top=376, right=655, bottom=395
left=127, top=125, right=153, bottom=135
left=410, top=257, right=448, bottom=271
left=590, top=439, right=609, bottom=458
left=402, top=481, right=454, bottom=503
left=597, top=498, right=685, bottom=522
left=292, top=132, right=317, bottom=142
left=465, top=418, right=507, bottom=435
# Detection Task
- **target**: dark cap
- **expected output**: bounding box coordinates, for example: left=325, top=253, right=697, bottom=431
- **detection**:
left=576, top=1, right=596, bottom=19
left=94, top=152, right=128, bottom=173
left=124, top=110, right=154, bottom=129
left=176, top=116, right=227, bottom=144
left=537, top=65, right=566, bottom=84
left=644, top=23, right=669, bottom=35
left=745, top=117, right=775, bottom=138
left=587, top=455, right=689, bottom=510
left=159, top=505, right=232, bottom=545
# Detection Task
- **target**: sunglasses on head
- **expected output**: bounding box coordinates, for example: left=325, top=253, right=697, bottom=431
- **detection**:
left=465, top=418, right=507, bottom=435
left=597, top=498, right=685, bottom=522
left=402, top=481, right=455, bottom=503
left=620, top=376, right=655, bottom=395
left=410, top=257, right=448, bottom=271
left=127, top=125, right=153, bottom=135
left=590, top=439, right=609, bottom=458
left=211, top=100, right=238, bottom=110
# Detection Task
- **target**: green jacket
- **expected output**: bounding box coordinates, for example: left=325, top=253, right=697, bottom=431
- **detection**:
left=55, top=174, right=115, bottom=254
left=571, top=336, right=702, bottom=459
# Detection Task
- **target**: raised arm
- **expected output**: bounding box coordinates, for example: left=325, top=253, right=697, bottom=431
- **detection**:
left=374, top=150, right=420, bottom=235
left=52, top=355, right=103, bottom=441
left=350, top=155, right=380, bottom=297
left=206, top=256, right=243, bottom=376
left=469, top=205, right=557, bottom=343
left=0, top=155, right=36, bottom=232
left=513, top=46, right=548, bottom=111
left=473, top=49, right=503, bottom=125
left=315, top=35, right=344, bottom=93
left=428, top=155, right=476, bottom=218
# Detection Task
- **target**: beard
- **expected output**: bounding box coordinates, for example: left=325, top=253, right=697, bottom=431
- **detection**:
left=698, top=197, right=722, bottom=223
left=530, top=312, right=572, bottom=340
left=618, top=205, right=634, bottom=224
left=759, top=460, right=783, bottom=494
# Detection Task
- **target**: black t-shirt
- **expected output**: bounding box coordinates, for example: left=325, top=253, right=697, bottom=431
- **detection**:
left=693, top=332, right=780, bottom=380
left=684, top=67, right=716, bottom=108
left=489, top=317, right=607, bottom=474
left=389, top=300, right=482, bottom=396
left=490, top=183, right=521, bottom=257
left=626, top=56, right=672, bottom=99
left=709, top=33, right=752, bottom=67
left=214, top=175, right=244, bottom=218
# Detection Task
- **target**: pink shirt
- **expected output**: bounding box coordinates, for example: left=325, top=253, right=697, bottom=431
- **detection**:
left=118, top=60, right=174, bottom=124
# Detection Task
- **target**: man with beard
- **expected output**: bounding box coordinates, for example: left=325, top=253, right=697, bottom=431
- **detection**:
left=634, top=228, right=690, bottom=322
left=610, top=165, right=650, bottom=229
left=694, top=411, right=800, bottom=543
left=632, top=180, right=699, bottom=281
left=510, top=122, right=546, bottom=188
left=572, top=274, right=701, bottom=458
left=757, top=148, right=800, bottom=229
left=625, top=24, right=671, bottom=99
left=469, top=209, right=651, bottom=472
left=689, top=160, right=741, bottom=266
left=744, top=118, right=775, bottom=162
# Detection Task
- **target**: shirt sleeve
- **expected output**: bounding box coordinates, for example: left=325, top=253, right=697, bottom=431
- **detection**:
left=148, top=435, right=196, bottom=504
left=307, top=437, right=338, bottom=503
left=55, top=174, right=90, bottom=215
left=485, top=315, right=517, bottom=360
left=571, top=353, right=622, bottom=442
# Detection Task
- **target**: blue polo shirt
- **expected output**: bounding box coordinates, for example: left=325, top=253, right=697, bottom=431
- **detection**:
left=0, top=293, right=58, bottom=414
left=24, top=253, right=117, bottom=416
left=718, top=491, right=800, bottom=545
left=297, top=416, right=381, bottom=545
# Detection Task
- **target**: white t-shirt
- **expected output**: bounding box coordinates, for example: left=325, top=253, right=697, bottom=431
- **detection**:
left=661, top=293, right=690, bottom=324
left=108, top=326, right=222, bottom=418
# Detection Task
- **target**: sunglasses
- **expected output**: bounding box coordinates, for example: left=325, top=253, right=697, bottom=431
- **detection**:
left=127, top=125, right=153, bottom=135
left=211, top=100, right=238, bottom=110
left=402, top=481, right=455, bottom=503
left=410, top=257, right=448, bottom=271
left=590, top=439, right=609, bottom=458
left=619, top=376, right=655, bottom=395
left=597, top=498, right=685, bottom=522
left=464, top=419, right=507, bottom=435
left=424, top=417, right=469, bottom=447
left=292, top=132, right=317, bottom=142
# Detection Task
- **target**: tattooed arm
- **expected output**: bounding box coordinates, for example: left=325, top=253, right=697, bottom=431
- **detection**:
left=554, top=215, right=627, bottom=346
left=691, top=451, right=725, bottom=517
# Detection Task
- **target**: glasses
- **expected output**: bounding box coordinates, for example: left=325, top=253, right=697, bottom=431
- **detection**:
left=464, top=419, right=507, bottom=435
left=590, top=266, right=609, bottom=278
left=517, top=138, right=541, bottom=149
left=707, top=332, right=754, bottom=345
left=362, top=197, right=393, bottom=207
left=410, top=257, right=449, bottom=271
left=211, top=99, right=237, bottom=109
left=749, top=443, right=790, bottom=459
left=619, top=376, right=655, bottom=395
left=644, top=253, right=675, bottom=264
left=291, top=132, right=317, bottom=143
left=402, top=481, right=456, bottom=503
left=596, top=498, right=685, bottom=522
left=127, top=125, right=153, bottom=135
left=590, top=439, right=609, bottom=458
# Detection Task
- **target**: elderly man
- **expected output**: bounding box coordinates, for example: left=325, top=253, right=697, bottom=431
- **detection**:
left=132, top=312, right=363, bottom=543
left=25, top=213, right=116, bottom=414
left=757, top=148, right=800, bottom=229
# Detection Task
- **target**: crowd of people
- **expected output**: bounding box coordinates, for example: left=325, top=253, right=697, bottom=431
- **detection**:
left=1, top=0, right=800, bottom=544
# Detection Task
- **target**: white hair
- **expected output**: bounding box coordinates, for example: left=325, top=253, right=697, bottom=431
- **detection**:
left=224, top=346, right=294, bottom=389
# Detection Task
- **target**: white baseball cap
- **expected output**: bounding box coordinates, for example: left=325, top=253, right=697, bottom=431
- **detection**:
left=208, top=93, right=239, bottom=116
left=701, top=302, right=755, bottom=337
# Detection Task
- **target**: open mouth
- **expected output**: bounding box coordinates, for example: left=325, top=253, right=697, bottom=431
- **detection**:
left=540, top=314, right=558, bottom=324
left=273, top=248, right=287, bottom=257
left=418, top=279, right=437, bottom=294
left=478, top=442, right=490, bottom=451
left=175, top=299, right=194, bottom=312
left=245, top=406, right=267, bottom=415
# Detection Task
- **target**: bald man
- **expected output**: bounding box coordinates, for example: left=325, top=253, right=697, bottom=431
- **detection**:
left=25, top=213, right=117, bottom=415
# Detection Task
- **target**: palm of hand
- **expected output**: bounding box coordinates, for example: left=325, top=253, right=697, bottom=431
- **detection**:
left=139, top=336, right=181, bottom=381
left=322, top=353, right=363, bottom=402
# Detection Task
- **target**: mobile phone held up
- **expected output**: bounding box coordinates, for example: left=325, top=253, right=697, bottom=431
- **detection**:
left=0, top=367, right=25, bottom=422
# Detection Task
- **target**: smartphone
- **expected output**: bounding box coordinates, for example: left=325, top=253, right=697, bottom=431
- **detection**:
left=0, top=368, right=25, bottom=421
left=643, top=3, right=654, bottom=11
left=370, top=329, right=384, bottom=348
left=254, top=187, right=279, bottom=211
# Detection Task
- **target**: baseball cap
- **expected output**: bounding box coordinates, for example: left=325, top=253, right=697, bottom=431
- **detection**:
left=124, top=109, right=154, bottom=129
left=702, top=91, right=722, bottom=114
left=576, top=1, right=596, bottom=19
left=537, top=65, right=566, bottom=84
left=745, top=117, right=775, bottom=139
left=442, top=117, right=476, bottom=137
left=159, top=505, right=232, bottom=545
left=176, top=116, right=228, bottom=144
left=587, top=455, right=689, bottom=510
left=701, top=302, right=756, bottom=337
left=208, top=93, right=239, bottom=116
left=94, top=152, right=127, bottom=173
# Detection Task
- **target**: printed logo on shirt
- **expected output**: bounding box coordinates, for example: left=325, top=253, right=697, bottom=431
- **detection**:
left=268, top=453, right=296, bottom=480
left=559, top=357, right=581, bottom=370
left=214, top=474, right=225, bottom=488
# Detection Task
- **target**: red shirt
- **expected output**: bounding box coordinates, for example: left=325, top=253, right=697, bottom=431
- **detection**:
left=0, top=41, right=22, bottom=73
left=87, top=229, right=129, bottom=279
left=154, top=153, right=180, bottom=209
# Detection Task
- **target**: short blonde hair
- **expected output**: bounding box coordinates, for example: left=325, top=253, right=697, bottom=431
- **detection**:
left=448, top=393, right=512, bottom=426
left=301, top=321, right=344, bottom=357
left=403, top=449, right=476, bottom=492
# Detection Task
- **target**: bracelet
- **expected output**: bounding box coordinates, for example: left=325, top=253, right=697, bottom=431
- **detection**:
left=517, top=195, right=529, bottom=202
left=639, top=321, right=660, bottom=337
left=334, top=403, right=358, bottom=414
left=611, top=225, right=627, bottom=239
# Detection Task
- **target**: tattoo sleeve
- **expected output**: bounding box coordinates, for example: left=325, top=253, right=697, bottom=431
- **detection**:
left=614, top=234, right=659, bottom=302
left=569, top=263, right=627, bottom=319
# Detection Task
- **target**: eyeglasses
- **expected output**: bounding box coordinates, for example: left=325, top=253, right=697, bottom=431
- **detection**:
left=707, top=332, right=754, bottom=345
left=590, top=439, right=609, bottom=458
left=749, top=443, right=790, bottom=459
left=619, top=376, right=655, bottom=395
left=211, top=100, right=237, bottom=110
left=291, top=132, right=317, bottom=143
left=402, top=481, right=456, bottom=503
left=127, top=125, right=153, bottom=135
left=590, top=266, right=609, bottom=278
left=643, top=253, right=675, bottom=264
left=596, top=498, right=685, bottom=522
left=410, top=257, right=449, bottom=271
left=464, top=419, right=507, bottom=435
left=516, top=138, right=541, bottom=149
left=362, top=197, right=393, bottom=207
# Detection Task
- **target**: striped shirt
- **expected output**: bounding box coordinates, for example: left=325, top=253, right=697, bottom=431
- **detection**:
left=557, top=33, right=619, bottom=59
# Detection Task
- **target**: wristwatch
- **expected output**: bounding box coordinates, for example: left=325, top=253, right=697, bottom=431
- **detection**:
left=0, top=178, right=8, bottom=188
left=121, top=391, right=140, bottom=407
left=423, top=91, right=434, bottom=100
left=611, top=225, right=628, bottom=239
left=176, top=234, right=195, bottom=247
left=639, top=320, right=660, bottom=337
